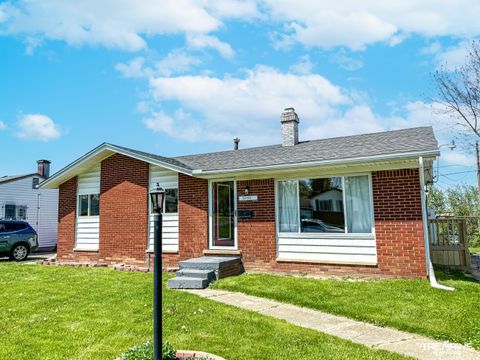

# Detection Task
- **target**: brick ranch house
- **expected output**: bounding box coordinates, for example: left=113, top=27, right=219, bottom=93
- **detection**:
left=40, top=108, right=439, bottom=278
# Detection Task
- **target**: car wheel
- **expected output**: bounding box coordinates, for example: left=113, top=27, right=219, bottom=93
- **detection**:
left=10, top=244, right=30, bottom=261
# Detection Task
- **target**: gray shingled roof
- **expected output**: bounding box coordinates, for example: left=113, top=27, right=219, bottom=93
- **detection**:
left=0, top=173, right=40, bottom=185
left=112, top=144, right=192, bottom=170
left=171, top=126, right=438, bottom=172
left=39, top=126, right=440, bottom=189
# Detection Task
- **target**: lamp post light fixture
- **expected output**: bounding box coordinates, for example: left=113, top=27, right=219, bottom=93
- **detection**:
left=150, top=183, right=165, bottom=360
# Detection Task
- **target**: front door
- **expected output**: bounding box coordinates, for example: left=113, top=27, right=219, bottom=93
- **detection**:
left=212, top=181, right=236, bottom=248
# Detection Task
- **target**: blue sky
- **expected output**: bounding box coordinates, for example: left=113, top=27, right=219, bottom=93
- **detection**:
left=0, top=1, right=479, bottom=188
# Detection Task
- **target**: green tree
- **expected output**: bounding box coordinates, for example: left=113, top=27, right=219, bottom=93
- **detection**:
left=427, top=187, right=447, bottom=214
left=428, top=184, right=480, bottom=216
left=428, top=184, right=480, bottom=250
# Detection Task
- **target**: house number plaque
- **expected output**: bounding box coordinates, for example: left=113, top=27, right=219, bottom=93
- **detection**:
left=238, top=195, right=258, bottom=201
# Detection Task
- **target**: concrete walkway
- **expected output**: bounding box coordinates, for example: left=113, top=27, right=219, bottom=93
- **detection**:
left=185, top=289, right=480, bottom=360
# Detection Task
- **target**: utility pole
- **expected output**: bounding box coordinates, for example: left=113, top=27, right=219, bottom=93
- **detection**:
left=476, top=141, right=480, bottom=193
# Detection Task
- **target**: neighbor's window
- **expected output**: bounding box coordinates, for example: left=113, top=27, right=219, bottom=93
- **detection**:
left=277, top=175, right=372, bottom=234
left=164, top=189, right=178, bottom=213
left=32, top=177, right=39, bottom=189
left=78, top=194, right=100, bottom=217
left=4, top=204, right=16, bottom=220
left=17, top=206, right=27, bottom=220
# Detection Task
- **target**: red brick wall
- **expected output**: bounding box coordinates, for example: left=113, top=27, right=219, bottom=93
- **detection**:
left=57, top=177, right=77, bottom=259
left=178, top=173, right=209, bottom=259
left=57, top=154, right=150, bottom=266
left=237, top=179, right=276, bottom=265
left=98, top=154, right=149, bottom=263
left=372, top=169, right=426, bottom=277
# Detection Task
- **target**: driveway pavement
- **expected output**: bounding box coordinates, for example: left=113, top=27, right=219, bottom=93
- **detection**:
left=185, top=288, right=480, bottom=360
left=0, top=251, right=56, bottom=263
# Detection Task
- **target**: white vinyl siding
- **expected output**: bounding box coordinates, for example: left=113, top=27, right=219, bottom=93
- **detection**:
left=148, top=165, right=179, bottom=252
left=77, top=164, right=101, bottom=195
left=276, top=174, right=377, bottom=265
left=0, top=176, right=58, bottom=248
left=75, top=164, right=100, bottom=251
left=277, top=234, right=377, bottom=264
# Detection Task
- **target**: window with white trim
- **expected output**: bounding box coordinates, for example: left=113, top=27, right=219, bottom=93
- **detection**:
left=277, top=175, right=373, bottom=234
left=3, top=204, right=27, bottom=220
left=78, top=194, right=100, bottom=216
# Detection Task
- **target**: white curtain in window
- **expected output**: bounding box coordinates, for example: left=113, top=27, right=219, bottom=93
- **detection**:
left=278, top=180, right=299, bottom=232
left=345, top=176, right=372, bottom=233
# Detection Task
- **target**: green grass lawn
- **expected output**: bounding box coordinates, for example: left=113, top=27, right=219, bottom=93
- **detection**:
left=0, top=263, right=407, bottom=360
left=212, top=270, right=480, bottom=349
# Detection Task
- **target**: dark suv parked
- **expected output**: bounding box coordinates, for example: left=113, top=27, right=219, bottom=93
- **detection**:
left=0, top=221, right=38, bottom=261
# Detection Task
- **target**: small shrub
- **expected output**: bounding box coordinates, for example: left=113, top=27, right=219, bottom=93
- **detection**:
left=119, top=340, right=176, bottom=360
left=162, top=341, right=176, bottom=360
left=119, top=341, right=153, bottom=360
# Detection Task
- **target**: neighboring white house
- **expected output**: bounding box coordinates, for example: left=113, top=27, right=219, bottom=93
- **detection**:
left=0, top=160, right=58, bottom=250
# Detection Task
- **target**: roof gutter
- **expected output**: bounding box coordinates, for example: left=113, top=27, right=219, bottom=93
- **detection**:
left=418, top=156, right=454, bottom=291
left=192, top=149, right=440, bottom=176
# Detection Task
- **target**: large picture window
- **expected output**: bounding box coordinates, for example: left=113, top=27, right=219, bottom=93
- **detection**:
left=78, top=194, right=100, bottom=217
left=277, top=175, right=373, bottom=234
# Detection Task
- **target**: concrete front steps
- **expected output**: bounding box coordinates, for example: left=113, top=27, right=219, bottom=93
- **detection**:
left=168, top=256, right=243, bottom=289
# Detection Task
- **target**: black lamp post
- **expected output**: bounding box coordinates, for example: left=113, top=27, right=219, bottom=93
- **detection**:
left=150, top=183, right=165, bottom=360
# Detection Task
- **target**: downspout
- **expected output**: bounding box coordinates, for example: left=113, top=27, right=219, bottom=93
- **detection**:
left=419, top=156, right=454, bottom=291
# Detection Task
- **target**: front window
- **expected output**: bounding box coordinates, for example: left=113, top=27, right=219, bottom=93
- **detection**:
left=78, top=194, right=100, bottom=217
left=299, top=177, right=345, bottom=233
left=277, top=175, right=373, bottom=234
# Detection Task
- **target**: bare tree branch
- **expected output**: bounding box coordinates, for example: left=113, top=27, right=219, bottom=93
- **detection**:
left=433, top=41, right=480, bottom=140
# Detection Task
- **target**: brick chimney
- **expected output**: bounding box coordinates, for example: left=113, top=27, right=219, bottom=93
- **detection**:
left=37, top=160, right=51, bottom=179
left=280, top=107, right=299, bottom=146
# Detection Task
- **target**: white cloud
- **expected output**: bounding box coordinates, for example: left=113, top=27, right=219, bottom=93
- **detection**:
left=16, top=114, right=61, bottom=141
left=330, top=50, right=363, bottom=71
left=303, top=105, right=384, bottom=139
left=262, top=1, right=480, bottom=50
left=155, top=50, right=202, bottom=76
left=0, top=0, right=258, bottom=52
left=115, top=57, right=146, bottom=78
left=116, top=50, right=202, bottom=80
left=434, top=41, right=470, bottom=70
left=3, top=1, right=480, bottom=54
left=141, top=64, right=461, bottom=151
left=0, top=121, right=6, bottom=130
left=289, top=55, right=313, bottom=75
left=186, top=34, right=235, bottom=59
left=441, top=150, right=475, bottom=167
left=143, top=66, right=413, bottom=145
